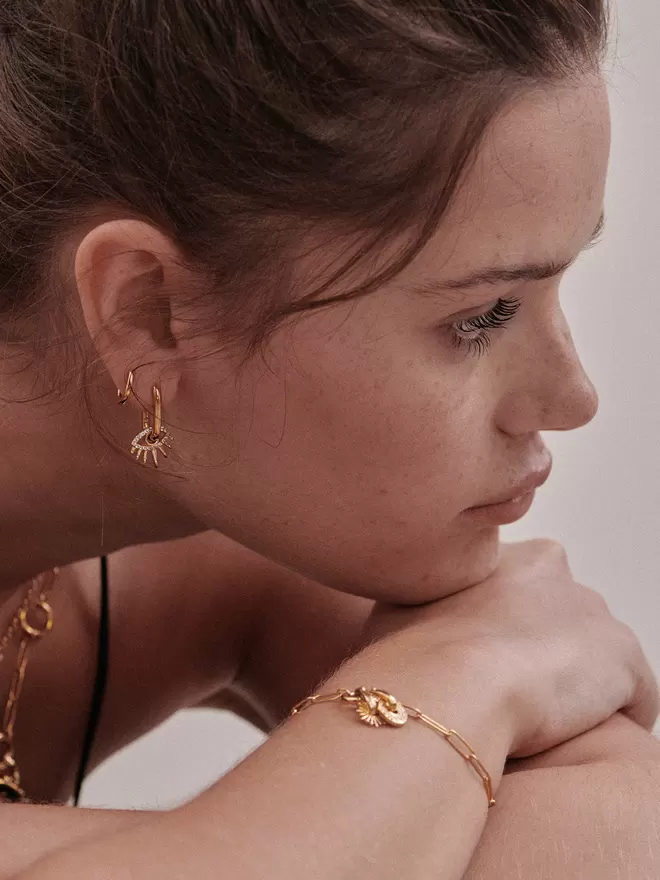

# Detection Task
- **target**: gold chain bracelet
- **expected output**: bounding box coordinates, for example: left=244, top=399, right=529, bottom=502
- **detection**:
left=290, top=686, right=495, bottom=808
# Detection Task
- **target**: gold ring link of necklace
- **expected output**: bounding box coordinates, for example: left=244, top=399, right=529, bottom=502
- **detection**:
left=0, top=569, right=57, bottom=803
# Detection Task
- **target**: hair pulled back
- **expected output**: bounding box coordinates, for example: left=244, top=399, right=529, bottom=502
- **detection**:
left=0, top=1, right=607, bottom=357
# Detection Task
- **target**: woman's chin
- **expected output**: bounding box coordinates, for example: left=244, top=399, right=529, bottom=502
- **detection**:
left=401, top=533, right=501, bottom=603
left=324, top=527, right=501, bottom=605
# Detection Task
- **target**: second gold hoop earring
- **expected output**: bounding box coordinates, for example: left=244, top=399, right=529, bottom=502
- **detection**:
left=117, top=370, right=173, bottom=468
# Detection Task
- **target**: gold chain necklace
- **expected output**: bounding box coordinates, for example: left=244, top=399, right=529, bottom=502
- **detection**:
left=0, top=569, right=57, bottom=803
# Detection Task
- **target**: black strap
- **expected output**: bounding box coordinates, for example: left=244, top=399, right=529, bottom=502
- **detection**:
left=73, top=556, right=110, bottom=806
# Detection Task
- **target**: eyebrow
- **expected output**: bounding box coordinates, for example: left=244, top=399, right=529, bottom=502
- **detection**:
left=412, top=211, right=606, bottom=296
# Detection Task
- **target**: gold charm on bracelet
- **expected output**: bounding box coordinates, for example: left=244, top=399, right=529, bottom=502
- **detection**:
left=354, top=687, right=409, bottom=728
left=290, top=685, right=496, bottom=807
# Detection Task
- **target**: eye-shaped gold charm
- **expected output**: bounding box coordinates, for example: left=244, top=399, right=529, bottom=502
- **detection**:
left=355, top=688, right=408, bottom=728
left=119, top=374, right=174, bottom=468
left=130, top=427, right=173, bottom=468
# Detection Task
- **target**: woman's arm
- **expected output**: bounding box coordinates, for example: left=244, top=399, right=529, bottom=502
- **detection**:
left=5, top=720, right=659, bottom=880
left=8, top=647, right=660, bottom=878
left=12, top=632, right=660, bottom=880
left=0, top=538, right=364, bottom=877
left=12, top=637, right=519, bottom=880
left=505, top=710, right=660, bottom=771
left=26, top=766, right=660, bottom=880
left=0, top=806, right=147, bottom=879
left=465, top=757, right=660, bottom=879
left=227, top=555, right=660, bottom=769
left=5, top=538, right=658, bottom=879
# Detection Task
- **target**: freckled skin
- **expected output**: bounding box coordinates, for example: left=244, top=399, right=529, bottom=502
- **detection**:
left=0, top=76, right=632, bottom=818
left=0, top=78, right=609, bottom=612
left=158, top=78, right=607, bottom=603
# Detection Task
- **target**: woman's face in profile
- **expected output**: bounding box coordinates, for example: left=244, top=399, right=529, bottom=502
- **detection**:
left=173, top=75, right=609, bottom=604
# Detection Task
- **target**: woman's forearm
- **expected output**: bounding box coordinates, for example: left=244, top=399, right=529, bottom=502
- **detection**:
left=13, top=645, right=660, bottom=880
left=465, top=759, right=660, bottom=879
left=15, top=637, right=516, bottom=880
left=466, top=714, right=660, bottom=878
left=11, top=730, right=660, bottom=880
left=0, top=805, right=149, bottom=878
left=465, top=713, right=660, bottom=880
left=505, top=711, right=660, bottom=773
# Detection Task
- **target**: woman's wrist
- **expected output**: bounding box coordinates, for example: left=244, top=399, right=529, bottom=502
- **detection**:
left=322, top=630, right=518, bottom=795
left=19, top=631, right=524, bottom=880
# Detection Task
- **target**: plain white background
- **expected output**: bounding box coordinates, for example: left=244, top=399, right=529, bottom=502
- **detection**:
left=82, top=0, right=660, bottom=810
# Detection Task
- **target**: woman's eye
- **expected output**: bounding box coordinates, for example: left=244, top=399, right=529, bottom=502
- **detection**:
left=450, top=296, right=522, bottom=356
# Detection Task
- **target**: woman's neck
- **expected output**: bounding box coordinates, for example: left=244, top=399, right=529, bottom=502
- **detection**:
left=0, top=367, right=202, bottom=590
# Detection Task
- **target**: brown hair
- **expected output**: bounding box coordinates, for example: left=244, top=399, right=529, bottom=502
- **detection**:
left=0, top=1, right=607, bottom=362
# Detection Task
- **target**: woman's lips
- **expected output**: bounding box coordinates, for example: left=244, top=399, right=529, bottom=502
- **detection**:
left=462, top=455, right=552, bottom=525
left=464, top=490, right=536, bottom=526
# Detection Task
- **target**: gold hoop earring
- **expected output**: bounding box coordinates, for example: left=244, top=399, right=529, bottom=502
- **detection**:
left=117, top=370, right=135, bottom=405
left=117, top=371, right=173, bottom=468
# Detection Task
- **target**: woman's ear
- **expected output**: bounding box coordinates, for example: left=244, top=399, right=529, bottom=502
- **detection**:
left=74, top=218, right=191, bottom=392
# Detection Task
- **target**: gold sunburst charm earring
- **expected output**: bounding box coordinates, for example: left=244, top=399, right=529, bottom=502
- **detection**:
left=118, top=371, right=173, bottom=468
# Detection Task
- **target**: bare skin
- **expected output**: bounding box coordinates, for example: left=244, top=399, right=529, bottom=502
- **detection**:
left=1, top=530, right=659, bottom=879
left=0, top=79, right=608, bottom=599
left=2, top=75, right=660, bottom=878
left=4, top=532, right=372, bottom=805
left=6, top=529, right=658, bottom=805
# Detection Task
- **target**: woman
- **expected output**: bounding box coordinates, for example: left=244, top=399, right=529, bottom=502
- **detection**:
left=1, top=0, right=659, bottom=877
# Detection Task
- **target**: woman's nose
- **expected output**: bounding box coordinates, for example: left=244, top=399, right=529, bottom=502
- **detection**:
left=495, top=309, right=600, bottom=436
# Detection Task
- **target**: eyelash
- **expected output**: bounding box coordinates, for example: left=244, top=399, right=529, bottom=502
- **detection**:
left=450, top=297, right=522, bottom=356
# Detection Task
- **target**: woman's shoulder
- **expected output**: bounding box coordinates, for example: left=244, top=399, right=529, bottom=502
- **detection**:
left=79, top=532, right=270, bottom=763
left=12, top=531, right=368, bottom=801
left=9, top=532, right=267, bottom=801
